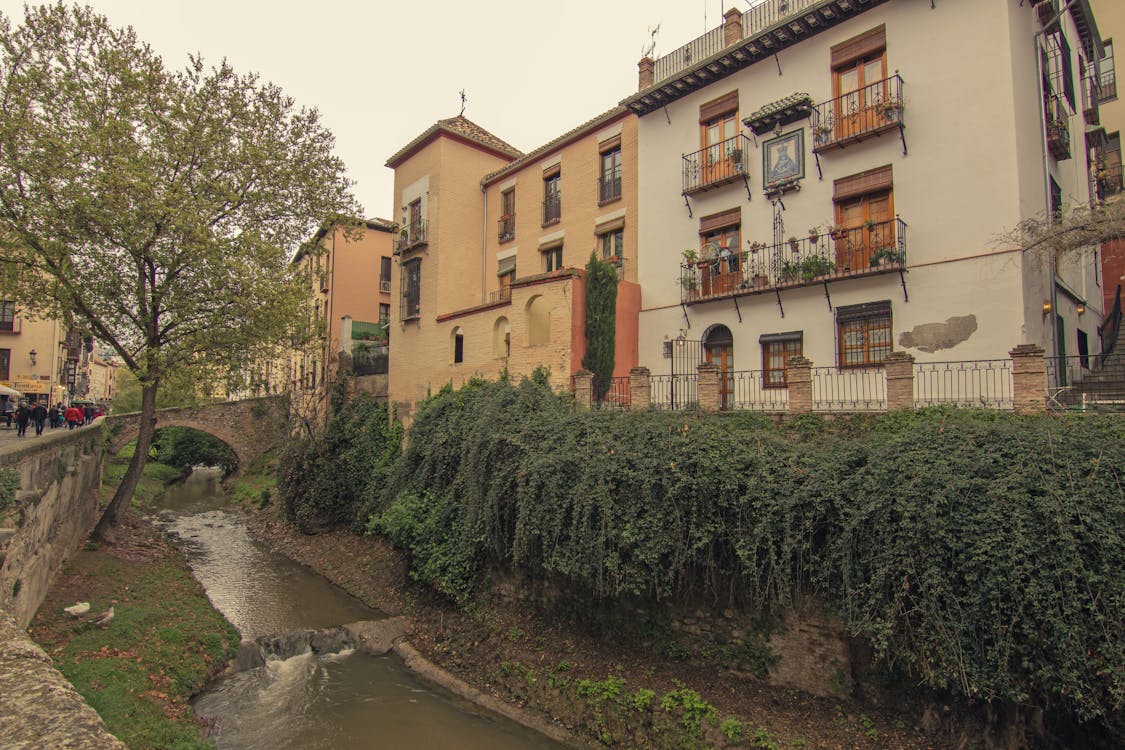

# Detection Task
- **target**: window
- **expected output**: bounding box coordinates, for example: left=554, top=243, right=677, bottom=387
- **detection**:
left=452, top=327, right=464, bottom=364
left=600, top=228, right=623, bottom=262
left=496, top=255, right=516, bottom=302
left=499, top=188, right=516, bottom=242
left=543, top=170, right=561, bottom=225
left=544, top=245, right=563, bottom=272
left=1077, top=328, right=1090, bottom=369
left=401, top=258, right=421, bottom=320
left=0, top=301, right=13, bottom=332
left=379, top=303, right=390, bottom=324
left=761, top=332, right=803, bottom=387
left=830, top=26, right=888, bottom=141
left=0, top=348, right=8, bottom=380
left=836, top=301, right=892, bottom=367
left=379, top=257, right=392, bottom=292
left=599, top=144, right=622, bottom=205
left=407, top=198, right=423, bottom=241
left=700, top=91, right=739, bottom=185
left=833, top=166, right=895, bottom=271
left=1050, top=176, right=1063, bottom=221
left=698, top=208, right=741, bottom=296
left=1099, top=39, right=1117, bottom=102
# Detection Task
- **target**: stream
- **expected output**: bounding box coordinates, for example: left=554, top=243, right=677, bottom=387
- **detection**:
left=150, top=468, right=567, bottom=750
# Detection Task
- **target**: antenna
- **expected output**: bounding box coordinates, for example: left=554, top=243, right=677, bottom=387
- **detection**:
left=458, top=89, right=467, bottom=117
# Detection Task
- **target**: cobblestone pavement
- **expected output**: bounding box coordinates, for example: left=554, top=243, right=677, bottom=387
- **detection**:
left=0, top=422, right=93, bottom=448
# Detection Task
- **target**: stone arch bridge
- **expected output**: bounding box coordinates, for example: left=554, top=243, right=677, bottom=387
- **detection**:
left=103, top=395, right=289, bottom=472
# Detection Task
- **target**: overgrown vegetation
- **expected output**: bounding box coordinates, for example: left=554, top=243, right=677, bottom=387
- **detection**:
left=358, top=375, right=1124, bottom=740
left=0, top=466, right=18, bottom=512
left=278, top=393, right=401, bottom=532
left=153, top=426, right=238, bottom=476
left=582, top=252, right=618, bottom=400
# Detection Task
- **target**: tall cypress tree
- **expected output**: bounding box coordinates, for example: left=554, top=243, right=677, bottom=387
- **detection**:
left=582, top=252, right=618, bottom=401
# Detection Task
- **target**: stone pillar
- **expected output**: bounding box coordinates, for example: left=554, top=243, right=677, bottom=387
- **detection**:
left=1009, top=344, right=1047, bottom=414
left=883, top=351, right=916, bottom=411
left=723, top=7, right=744, bottom=47
left=629, top=367, right=651, bottom=410
left=787, top=356, right=812, bottom=414
left=573, top=369, right=593, bottom=410
left=638, top=56, right=654, bottom=90
left=698, top=362, right=720, bottom=412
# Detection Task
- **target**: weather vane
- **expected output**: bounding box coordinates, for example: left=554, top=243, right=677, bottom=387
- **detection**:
left=459, top=89, right=467, bottom=117
left=642, top=23, right=660, bottom=58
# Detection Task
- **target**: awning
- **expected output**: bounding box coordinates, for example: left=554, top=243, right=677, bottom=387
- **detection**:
left=0, top=383, right=22, bottom=398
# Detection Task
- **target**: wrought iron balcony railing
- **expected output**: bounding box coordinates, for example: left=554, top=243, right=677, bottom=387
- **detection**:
left=599, top=165, right=622, bottom=205
left=543, top=193, right=561, bottom=226
left=682, top=134, right=751, bottom=195
left=498, top=213, right=515, bottom=243
left=489, top=287, right=512, bottom=304
left=1095, top=162, right=1123, bottom=203
left=379, top=278, right=391, bottom=293
left=1045, top=94, right=1071, bottom=161
left=680, top=218, right=907, bottom=304
left=394, top=219, right=428, bottom=254
left=810, top=75, right=904, bottom=152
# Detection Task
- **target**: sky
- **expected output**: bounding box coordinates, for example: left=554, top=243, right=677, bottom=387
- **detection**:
left=0, top=1, right=760, bottom=220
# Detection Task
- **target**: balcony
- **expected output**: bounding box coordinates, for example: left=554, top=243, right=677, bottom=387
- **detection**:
left=379, top=278, right=391, bottom=293
left=680, top=218, right=907, bottom=304
left=489, top=287, right=512, bottom=304
left=682, top=134, right=751, bottom=195
left=1045, top=94, right=1070, bottom=161
left=542, top=193, right=561, bottom=226
left=394, top=219, right=428, bottom=254
left=1095, top=162, right=1123, bottom=203
left=599, top=166, right=622, bottom=205
left=498, top=214, right=515, bottom=243
left=810, top=75, right=904, bottom=153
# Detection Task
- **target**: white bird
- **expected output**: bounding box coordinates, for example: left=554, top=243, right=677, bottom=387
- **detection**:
left=89, top=606, right=114, bottom=628
left=63, top=602, right=90, bottom=617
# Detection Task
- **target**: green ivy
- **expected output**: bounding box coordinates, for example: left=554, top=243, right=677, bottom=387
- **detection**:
left=0, top=467, right=19, bottom=512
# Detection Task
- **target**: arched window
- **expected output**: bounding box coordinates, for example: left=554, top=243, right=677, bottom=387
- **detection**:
left=493, top=317, right=511, bottom=358
left=451, top=326, right=464, bottom=364
left=527, top=295, right=550, bottom=346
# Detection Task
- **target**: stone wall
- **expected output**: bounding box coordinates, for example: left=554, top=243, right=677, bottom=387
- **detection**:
left=0, top=609, right=126, bottom=749
left=0, top=425, right=105, bottom=628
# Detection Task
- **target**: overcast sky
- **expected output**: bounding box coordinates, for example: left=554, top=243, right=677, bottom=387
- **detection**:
left=0, top=1, right=759, bottom=220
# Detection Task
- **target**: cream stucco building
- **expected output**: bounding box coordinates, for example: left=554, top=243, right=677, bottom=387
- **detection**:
left=0, top=301, right=85, bottom=409
left=628, top=0, right=1107, bottom=405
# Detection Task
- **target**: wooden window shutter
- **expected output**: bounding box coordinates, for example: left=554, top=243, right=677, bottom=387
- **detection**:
left=598, top=135, right=622, bottom=152
left=595, top=216, right=626, bottom=234
left=833, top=165, right=893, bottom=202
left=830, top=25, right=887, bottom=69
left=699, top=207, right=741, bottom=234
left=699, top=90, right=739, bottom=122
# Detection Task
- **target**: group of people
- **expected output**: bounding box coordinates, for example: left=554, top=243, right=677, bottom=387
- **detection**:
left=2, top=401, right=102, bottom=437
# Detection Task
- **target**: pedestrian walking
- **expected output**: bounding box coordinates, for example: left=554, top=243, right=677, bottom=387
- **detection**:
left=32, top=402, right=47, bottom=436
left=65, top=404, right=82, bottom=430
left=15, top=401, right=31, bottom=437
left=48, top=405, right=59, bottom=429
left=83, top=404, right=94, bottom=425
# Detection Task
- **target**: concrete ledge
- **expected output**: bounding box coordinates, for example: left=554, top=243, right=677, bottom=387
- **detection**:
left=0, top=609, right=126, bottom=749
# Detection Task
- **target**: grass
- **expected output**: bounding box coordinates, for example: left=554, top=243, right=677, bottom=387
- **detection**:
left=225, top=448, right=279, bottom=508
left=30, top=532, right=240, bottom=749
left=100, top=444, right=185, bottom=508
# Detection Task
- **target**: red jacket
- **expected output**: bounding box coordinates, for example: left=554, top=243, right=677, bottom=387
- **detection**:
left=65, top=406, right=82, bottom=423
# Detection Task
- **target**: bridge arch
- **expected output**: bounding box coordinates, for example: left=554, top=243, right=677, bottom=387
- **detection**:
left=104, top=396, right=288, bottom=474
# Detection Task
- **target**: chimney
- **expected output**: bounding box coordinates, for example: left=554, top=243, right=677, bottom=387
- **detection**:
left=723, top=7, right=743, bottom=47
left=638, top=56, right=654, bottom=90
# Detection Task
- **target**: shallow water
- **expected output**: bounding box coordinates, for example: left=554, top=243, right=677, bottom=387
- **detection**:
left=152, top=469, right=566, bottom=750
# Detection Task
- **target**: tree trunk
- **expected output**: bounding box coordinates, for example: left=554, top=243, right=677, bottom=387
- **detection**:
left=94, top=379, right=158, bottom=539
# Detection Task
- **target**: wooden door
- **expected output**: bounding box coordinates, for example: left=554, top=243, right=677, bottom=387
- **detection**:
left=834, top=190, right=893, bottom=271
left=834, top=54, right=887, bottom=140
left=701, top=112, right=738, bottom=184
left=704, top=325, right=734, bottom=410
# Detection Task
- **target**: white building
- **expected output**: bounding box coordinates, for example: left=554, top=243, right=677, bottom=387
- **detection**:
left=627, top=0, right=1106, bottom=407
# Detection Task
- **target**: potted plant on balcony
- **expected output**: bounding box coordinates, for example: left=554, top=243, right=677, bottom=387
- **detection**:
left=877, top=98, right=903, bottom=123
left=728, top=146, right=744, bottom=172
left=828, top=224, right=848, bottom=241
left=869, top=246, right=904, bottom=267
left=814, top=122, right=833, bottom=147
left=788, top=236, right=801, bottom=253
left=799, top=254, right=836, bottom=281
left=808, top=227, right=821, bottom=242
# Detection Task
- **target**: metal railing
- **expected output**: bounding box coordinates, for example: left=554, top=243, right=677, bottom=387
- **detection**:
left=811, top=366, right=885, bottom=412
left=741, top=0, right=821, bottom=38
left=394, top=220, right=427, bottom=254
left=1095, top=162, right=1123, bottom=203
left=543, top=193, right=561, bottom=226
left=682, top=134, right=752, bottom=194
left=489, top=287, right=512, bottom=304
left=680, top=218, right=907, bottom=304
left=1098, top=63, right=1117, bottom=103
left=599, top=166, right=622, bottom=205
left=379, top=278, right=391, bottom=293
left=592, top=376, right=631, bottom=411
left=810, top=75, right=904, bottom=151
left=498, top=214, right=516, bottom=243
left=1045, top=94, right=1071, bottom=160
left=1045, top=353, right=1125, bottom=412
left=650, top=374, right=699, bottom=410
left=728, top=370, right=789, bottom=412
left=914, top=360, right=1013, bottom=410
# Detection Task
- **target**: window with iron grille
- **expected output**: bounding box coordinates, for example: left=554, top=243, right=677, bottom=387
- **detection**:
left=1099, top=39, right=1117, bottom=102
left=761, top=332, right=802, bottom=387
left=836, top=301, right=892, bottom=367
left=499, top=189, right=516, bottom=241
left=543, top=171, right=561, bottom=225
left=0, top=348, right=9, bottom=380
left=0, top=301, right=13, bottom=332
left=599, top=147, right=622, bottom=204
left=401, top=258, right=421, bottom=320
left=379, top=257, right=392, bottom=292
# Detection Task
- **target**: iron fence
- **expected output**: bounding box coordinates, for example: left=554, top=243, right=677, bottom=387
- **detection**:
left=914, top=360, right=1013, bottom=410
left=489, top=287, right=511, bottom=304
left=650, top=374, right=699, bottom=410
left=680, top=218, right=906, bottom=304
left=810, top=75, right=905, bottom=151
left=682, top=134, right=752, bottom=194
left=811, top=366, right=885, bottom=412
left=599, top=166, right=622, bottom=205
left=727, top=370, right=789, bottom=412
left=394, top=219, right=427, bottom=254
left=543, top=192, right=561, bottom=225
left=592, top=376, right=631, bottom=411
left=1045, top=353, right=1125, bottom=412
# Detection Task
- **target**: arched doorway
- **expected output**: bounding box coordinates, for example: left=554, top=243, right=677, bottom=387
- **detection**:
left=703, top=324, right=734, bottom=410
